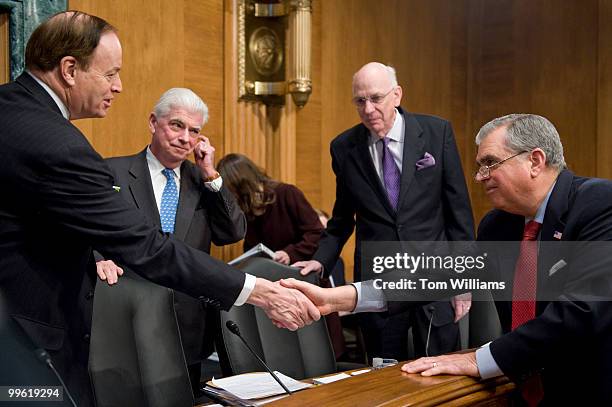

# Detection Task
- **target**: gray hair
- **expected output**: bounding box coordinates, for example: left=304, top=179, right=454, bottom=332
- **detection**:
left=385, top=64, right=398, bottom=87
left=153, top=88, right=209, bottom=125
left=475, top=113, right=566, bottom=171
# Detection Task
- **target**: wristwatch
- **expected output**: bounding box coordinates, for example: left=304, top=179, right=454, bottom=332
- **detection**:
left=204, top=171, right=221, bottom=182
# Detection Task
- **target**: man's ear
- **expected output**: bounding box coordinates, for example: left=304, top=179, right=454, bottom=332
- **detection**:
left=59, top=56, right=78, bottom=86
left=393, top=85, right=403, bottom=107
left=529, top=148, right=547, bottom=177
left=148, top=113, right=157, bottom=134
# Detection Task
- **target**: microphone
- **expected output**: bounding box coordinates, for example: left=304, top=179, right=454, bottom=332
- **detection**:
left=225, top=320, right=292, bottom=395
left=34, top=349, right=77, bottom=407
left=424, top=305, right=436, bottom=357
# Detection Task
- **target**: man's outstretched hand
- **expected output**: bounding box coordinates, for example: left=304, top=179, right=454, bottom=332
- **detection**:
left=246, top=278, right=321, bottom=331
left=279, top=278, right=357, bottom=315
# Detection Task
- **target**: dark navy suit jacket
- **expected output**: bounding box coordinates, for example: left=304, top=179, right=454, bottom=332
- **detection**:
left=478, top=169, right=612, bottom=404
left=314, top=108, right=475, bottom=327
left=0, top=73, right=246, bottom=404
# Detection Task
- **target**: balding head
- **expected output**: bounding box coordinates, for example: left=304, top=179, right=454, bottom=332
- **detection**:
left=25, top=11, right=116, bottom=72
left=351, top=62, right=402, bottom=138
left=352, top=62, right=398, bottom=92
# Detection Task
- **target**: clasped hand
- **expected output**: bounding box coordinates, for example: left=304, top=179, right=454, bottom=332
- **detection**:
left=248, top=278, right=321, bottom=331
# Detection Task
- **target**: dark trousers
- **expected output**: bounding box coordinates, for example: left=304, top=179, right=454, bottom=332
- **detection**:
left=359, top=302, right=460, bottom=362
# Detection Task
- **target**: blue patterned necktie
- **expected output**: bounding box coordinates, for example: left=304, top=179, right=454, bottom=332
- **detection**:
left=381, top=137, right=401, bottom=209
left=160, top=168, right=179, bottom=233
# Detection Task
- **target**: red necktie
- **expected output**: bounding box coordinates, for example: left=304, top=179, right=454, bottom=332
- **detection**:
left=511, top=220, right=541, bottom=330
left=512, top=221, right=545, bottom=406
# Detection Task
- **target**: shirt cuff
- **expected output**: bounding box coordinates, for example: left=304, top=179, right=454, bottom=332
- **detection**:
left=351, top=282, right=388, bottom=313
left=475, top=342, right=504, bottom=379
left=233, top=273, right=256, bottom=306
left=204, top=176, right=223, bottom=192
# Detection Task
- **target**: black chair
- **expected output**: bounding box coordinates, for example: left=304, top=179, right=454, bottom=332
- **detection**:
left=88, top=271, right=193, bottom=407
left=216, top=257, right=337, bottom=380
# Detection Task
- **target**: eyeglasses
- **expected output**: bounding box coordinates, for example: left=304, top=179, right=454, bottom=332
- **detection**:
left=352, top=87, right=396, bottom=108
left=475, top=151, right=528, bottom=180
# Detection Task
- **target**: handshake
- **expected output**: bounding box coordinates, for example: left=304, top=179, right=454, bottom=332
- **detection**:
left=248, top=259, right=472, bottom=330
left=246, top=260, right=357, bottom=330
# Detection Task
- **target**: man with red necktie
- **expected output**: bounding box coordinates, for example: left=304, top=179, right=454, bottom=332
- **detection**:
left=402, top=113, right=612, bottom=405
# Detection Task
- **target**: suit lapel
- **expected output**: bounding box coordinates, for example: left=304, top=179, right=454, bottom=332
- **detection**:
left=174, top=162, right=200, bottom=241
left=538, top=170, right=573, bottom=304
left=351, top=127, right=396, bottom=217
left=128, top=150, right=161, bottom=229
left=540, top=170, right=572, bottom=243
left=397, top=109, right=425, bottom=211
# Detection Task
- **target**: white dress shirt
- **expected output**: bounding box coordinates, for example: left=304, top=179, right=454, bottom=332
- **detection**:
left=30, top=71, right=255, bottom=307
left=367, top=108, right=405, bottom=181
left=145, top=146, right=254, bottom=306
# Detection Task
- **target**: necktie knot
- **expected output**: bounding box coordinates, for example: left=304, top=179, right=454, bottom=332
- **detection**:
left=523, top=220, right=541, bottom=241
left=382, top=137, right=391, bottom=148
left=162, top=168, right=174, bottom=180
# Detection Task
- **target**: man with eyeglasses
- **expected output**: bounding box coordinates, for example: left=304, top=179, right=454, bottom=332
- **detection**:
left=283, top=113, right=612, bottom=404
left=93, top=88, right=246, bottom=396
left=400, top=113, right=612, bottom=405
left=0, top=12, right=319, bottom=405
left=293, top=62, right=475, bottom=362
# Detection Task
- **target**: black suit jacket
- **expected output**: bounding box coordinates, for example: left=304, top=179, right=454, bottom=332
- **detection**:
left=478, top=170, right=612, bottom=404
left=314, top=108, right=474, bottom=324
left=104, top=149, right=246, bottom=363
left=0, top=74, right=246, bottom=402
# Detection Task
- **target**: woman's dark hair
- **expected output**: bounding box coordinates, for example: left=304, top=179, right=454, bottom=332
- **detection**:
left=217, top=153, right=277, bottom=219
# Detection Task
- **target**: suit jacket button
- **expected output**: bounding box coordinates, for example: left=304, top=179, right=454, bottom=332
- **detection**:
left=86, top=291, right=94, bottom=300
left=83, top=333, right=91, bottom=342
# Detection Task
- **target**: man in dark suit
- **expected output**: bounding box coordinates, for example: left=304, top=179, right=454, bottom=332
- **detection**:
left=295, top=62, right=475, bottom=360
left=95, top=88, right=246, bottom=393
left=402, top=114, right=612, bottom=405
left=0, top=11, right=318, bottom=405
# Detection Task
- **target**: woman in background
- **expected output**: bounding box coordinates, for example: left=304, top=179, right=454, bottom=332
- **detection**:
left=217, top=153, right=323, bottom=265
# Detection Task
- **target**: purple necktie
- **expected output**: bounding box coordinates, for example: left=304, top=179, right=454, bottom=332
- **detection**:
left=381, top=137, right=401, bottom=209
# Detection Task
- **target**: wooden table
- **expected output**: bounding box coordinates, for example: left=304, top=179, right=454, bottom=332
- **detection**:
left=268, top=365, right=516, bottom=407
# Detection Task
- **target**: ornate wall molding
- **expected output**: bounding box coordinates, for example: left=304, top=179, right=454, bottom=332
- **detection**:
left=0, top=0, right=66, bottom=80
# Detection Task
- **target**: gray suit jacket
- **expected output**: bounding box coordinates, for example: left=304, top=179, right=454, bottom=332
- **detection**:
left=104, top=149, right=246, bottom=362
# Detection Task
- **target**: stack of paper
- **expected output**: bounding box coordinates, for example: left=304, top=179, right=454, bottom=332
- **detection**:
left=211, top=371, right=312, bottom=400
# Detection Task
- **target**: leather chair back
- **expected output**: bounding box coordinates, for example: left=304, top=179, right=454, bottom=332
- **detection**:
left=89, top=271, right=193, bottom=407
left=216, top=257, right=336, bottom=380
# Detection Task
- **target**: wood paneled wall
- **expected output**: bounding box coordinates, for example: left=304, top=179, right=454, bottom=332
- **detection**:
left=62, top=0, right=612, bottom=274
left=598, top=0, right=612, bottom=180
left=303, top=0, right=612, bottom=279
left=465, top=0, right=601, bottom=219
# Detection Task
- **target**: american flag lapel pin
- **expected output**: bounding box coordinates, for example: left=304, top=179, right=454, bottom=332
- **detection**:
left=553, top=231, right=562, bottom=240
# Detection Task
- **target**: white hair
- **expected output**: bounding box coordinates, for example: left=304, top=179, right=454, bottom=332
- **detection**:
left=153, top=88, right=208, bottom=125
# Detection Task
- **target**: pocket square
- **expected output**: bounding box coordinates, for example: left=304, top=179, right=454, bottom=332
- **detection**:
left=416, top=152, right=436, bottom=170
left=548, top=259, right=567, bottom=276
